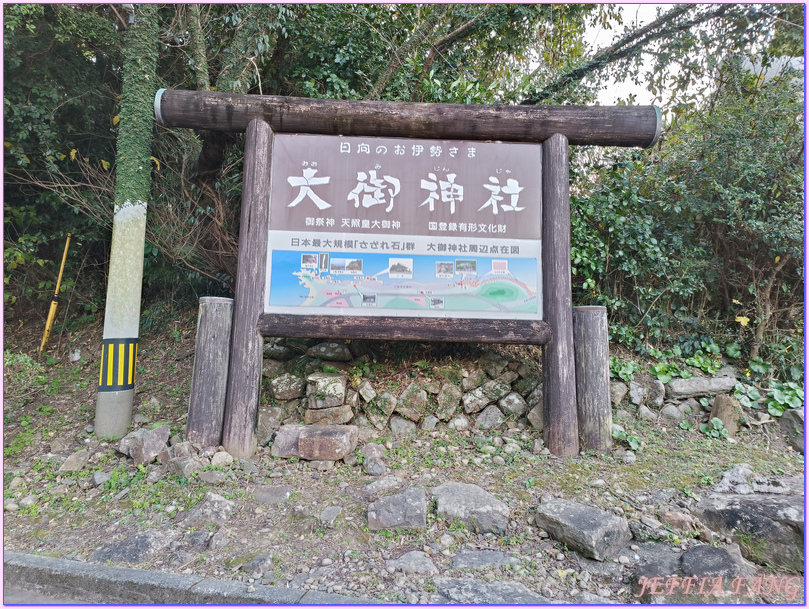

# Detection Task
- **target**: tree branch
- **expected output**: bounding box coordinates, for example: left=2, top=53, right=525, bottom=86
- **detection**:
left=368, top=6, right=447, bottom=100
left=411, top=5, right=497, bottom=101
left=188, top=4, right=211, bottom=91
left=522, top=4, right=731, bottom=104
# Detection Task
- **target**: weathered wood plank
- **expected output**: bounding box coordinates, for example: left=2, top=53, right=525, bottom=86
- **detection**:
left=258, top=314, right=551, bottom=346
left=221, top=120, right=274, bottom=459
left=186, top=297, right=233, bottom=447
left=155, top=89, right=661, bottom=148
left=542, top=133, right=580, bottom=457
left=573, top=306, right=612, bottom=453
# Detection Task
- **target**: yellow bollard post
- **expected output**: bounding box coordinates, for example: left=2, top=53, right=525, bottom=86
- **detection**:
left=38, top=233, right=72, bottom=356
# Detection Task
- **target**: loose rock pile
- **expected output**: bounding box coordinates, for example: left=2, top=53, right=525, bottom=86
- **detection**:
left=258, top=341, right=544, bottom=451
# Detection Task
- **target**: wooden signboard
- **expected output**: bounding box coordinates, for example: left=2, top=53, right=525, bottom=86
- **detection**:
left=155, top=89, right=661, bottom=458
left=265, top=133, right=542, bottom=321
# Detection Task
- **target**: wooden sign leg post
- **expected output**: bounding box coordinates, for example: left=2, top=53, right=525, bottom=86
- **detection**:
left=573, top=306, right=612, bottom=452
left=541, top=133, right=580, bottom=457
left=186, top=297, right=234, bottom=447
left=222, top=119, right=274, bottom=459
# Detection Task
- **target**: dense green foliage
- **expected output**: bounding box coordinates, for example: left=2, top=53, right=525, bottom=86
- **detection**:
left=571, top=60, right=804, bottom=379
left=4, top=4, right=804, bottom=380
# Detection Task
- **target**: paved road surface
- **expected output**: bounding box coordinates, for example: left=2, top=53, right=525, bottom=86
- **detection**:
left=4, top=588, right=89, bottom=605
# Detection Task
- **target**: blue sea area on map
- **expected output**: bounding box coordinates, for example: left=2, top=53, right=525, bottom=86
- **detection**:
left=269, top=252, right=311, bottom=305
left=269, top=249, right=538, bottom=311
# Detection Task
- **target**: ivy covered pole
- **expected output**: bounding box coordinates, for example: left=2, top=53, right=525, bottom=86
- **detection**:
left=95, top=4, right=158, bottom=439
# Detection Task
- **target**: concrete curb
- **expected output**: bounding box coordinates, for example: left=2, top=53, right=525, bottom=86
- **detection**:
left=4, top=552, right=391, bottom=605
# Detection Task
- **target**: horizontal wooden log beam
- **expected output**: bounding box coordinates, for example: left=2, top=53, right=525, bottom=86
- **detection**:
left=155, top=89, right=661, bottom=148
left=258, top=314, right=552, bottom=346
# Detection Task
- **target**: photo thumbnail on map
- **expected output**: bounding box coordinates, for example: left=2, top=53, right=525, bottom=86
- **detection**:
left=362, top=294, right=377, bottom=307
left=435, top=261, right=454, bottom=279
left=430, top=296, right=445, bottom=309
left=491, top=259, right=509, bottom=275
left=389, top=258, right=414, bottom=279
left=455, top=259, right=477, bottom=275
left=331, top=258, right=363, bottom=275
left=319, top=253, right=329, bottom=272
left=301, top=254, right=317, bottom=269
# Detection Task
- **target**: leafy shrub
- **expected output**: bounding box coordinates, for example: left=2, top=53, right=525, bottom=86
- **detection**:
left=699, top=418, right=729, bottom=439
left=609, top=357, right=640, bottom=383
left=765, top=382, right=804, bottom=418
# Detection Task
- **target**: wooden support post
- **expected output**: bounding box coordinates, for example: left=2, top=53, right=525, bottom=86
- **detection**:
left=222, top=119, right=274, bottom=459
left=573, top=306, right=612, bottom=453
left=542, top=133, right=579, bottom=457
left=186, top=297, right=234, bottom=447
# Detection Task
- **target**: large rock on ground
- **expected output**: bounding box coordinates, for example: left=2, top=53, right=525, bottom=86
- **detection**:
left=512, top=374, right=540, bottom=397
left=297, top=425, right=358, bottom=461
left=256, top=405, right=284, bottom=446
left=660, top=404, right=683, bottom=423
left=130, top=425, right=171, bottom=466
left=534, top=499, right=631, bottom=561
left=448, top=414, right=470, bottom=431
left=166, top=455, right=205, bottom=479
left=116, top=428, right=148, bottom=457
left=306, top=341, right=353, bottom=361
left=610, top=382, right=629, bottom=406
left=632, top=542, right=759, bottom=604
left=629, top=381, right=648, bottom=406
left=389, top=415, right=417, bottom=435
left=432, top=482, right=509, bottom=533
left=178, top=492, right=236, bottom=526
left=366, top=392, right=397, bottom=430
left=498, top=393, right=528, bottom=417
left=306, top=372, right=347, bottom=409
left=363, top=473, right=403, bottom=497
left=89, top=530, right=178, bottom=565
left=462, top=380, right=511, bottom=414
left=263, top=340, right=294, bottom=361
left=479, top=351, right=509, bottom=378
left=665, top=375, right=736, bottom=399
left=304, top=404, right=353, bottom=425
left=367, top=486, right=427, bottom=531
left=387, top=551, right=438, bottom=575
left=58, top=449, right=90, bottom=473
left=451, top=549, right=519, bottom=570
left=270, top=373, right=306, bottom=401
left=461, top=368, right=487, bottom=392
left=360, top=442, right=387, bottom=476
left=474, top=405, right=505, bottom=430
left=693, top=491, right=804, bottom=571
left=396, top=383, right=428, bottom=422
left=262, top=359, right=285, bottom=378
left=526, top=405, right=543, bottom=432
left=358, top=381, right=377, bottom=403
left=779, top=408, right=804, bottom=454
left=270, top=425, right=306, bottom=458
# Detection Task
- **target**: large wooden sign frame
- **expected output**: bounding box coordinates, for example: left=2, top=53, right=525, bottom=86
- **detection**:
left=155, top=89, right=661, bottom=458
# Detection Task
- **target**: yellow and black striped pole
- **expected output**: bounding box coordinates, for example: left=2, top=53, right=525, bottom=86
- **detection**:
left=38, top=233, right=72, bottom=356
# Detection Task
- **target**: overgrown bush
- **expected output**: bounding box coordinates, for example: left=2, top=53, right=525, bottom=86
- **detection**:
left=571, top=61, right=804, bottom=379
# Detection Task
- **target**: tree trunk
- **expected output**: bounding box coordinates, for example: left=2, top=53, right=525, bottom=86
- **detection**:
left=94, top=4, right=159, bottom=439
left=188, top=5, right=211, bottom=91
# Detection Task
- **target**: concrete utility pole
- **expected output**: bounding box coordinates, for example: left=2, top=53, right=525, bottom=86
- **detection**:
left=95, top=4, right=158, bottom=438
